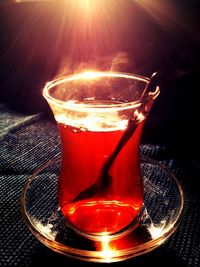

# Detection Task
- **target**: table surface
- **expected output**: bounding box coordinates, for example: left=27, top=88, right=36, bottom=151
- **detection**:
left=0, top=105, right=199, bottom=267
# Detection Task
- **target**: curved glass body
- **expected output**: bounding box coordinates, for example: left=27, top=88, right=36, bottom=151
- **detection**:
left=43, top=71, right=160, bottom=240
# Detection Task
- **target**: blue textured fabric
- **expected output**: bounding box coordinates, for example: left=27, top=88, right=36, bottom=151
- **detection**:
left=0, top=104, right=199, bottom=267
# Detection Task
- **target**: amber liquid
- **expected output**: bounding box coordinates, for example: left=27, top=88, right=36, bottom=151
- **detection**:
left=58, top=118, right=144, bottom=235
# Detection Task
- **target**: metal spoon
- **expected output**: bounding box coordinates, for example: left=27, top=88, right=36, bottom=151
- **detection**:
left=72, top=72, right=159, bottom=202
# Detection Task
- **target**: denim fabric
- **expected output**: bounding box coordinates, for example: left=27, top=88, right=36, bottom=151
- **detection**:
left=0, top=105, right=199, bottom=267
left=0, top=105, right=61, bottom=266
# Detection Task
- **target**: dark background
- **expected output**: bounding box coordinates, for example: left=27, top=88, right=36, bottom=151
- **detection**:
left=0, top=0, right=200, bottom=158
left=0, top=1, right=200, bottom=267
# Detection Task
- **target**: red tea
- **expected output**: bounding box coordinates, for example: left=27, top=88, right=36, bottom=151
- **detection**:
left=43, top=71, right=160, bottom=237
left=57, top=117, right=144, bottom=235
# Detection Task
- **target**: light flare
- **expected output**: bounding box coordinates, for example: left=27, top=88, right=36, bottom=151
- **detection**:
left=75, top=0, right=93, bottom=13
left=147, top=220, right=166, bottom=239
left=99, top=235, right=116, bottom=262
left=49, top=0, right=136, bottom=76
left=32, top=218, right=56, bottom=239
left=4, top=0, right=195, bottom=85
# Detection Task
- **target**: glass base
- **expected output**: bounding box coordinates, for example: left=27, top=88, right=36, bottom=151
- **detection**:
left=20, top=156, right=184, bottom=263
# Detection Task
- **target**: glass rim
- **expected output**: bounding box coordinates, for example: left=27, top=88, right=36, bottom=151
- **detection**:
left=43, top=71, right=160, bottom=111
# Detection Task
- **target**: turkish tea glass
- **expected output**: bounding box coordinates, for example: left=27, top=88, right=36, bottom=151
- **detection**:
left=43, top=71, right=160, bottom=241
